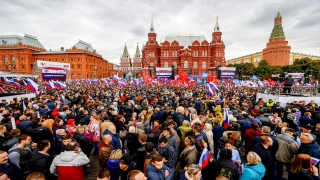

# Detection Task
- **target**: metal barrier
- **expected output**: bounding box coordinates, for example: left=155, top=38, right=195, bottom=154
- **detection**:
left=259, top=85, right=319, bottom=96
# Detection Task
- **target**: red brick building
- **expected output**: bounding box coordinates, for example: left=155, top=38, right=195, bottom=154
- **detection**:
left=116, top=43, right=142, bottom=78
left=0, top=34, right=111, bottom=80
left=141, top=17, right=226, bottom=78
left=263, top=10, right=291, bottom=66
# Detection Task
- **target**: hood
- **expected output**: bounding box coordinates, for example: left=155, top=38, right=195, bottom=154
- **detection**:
left=8, top=144, right=19, bottom=152
left=245, top=163, right=266, bottom=176
left=106, top=159, right=120, bottom=170
left=179, top=126, right=192, bottom=133
left=60, top=151, right=80, bottom=162
left=247, top=129, right=262, bottom=136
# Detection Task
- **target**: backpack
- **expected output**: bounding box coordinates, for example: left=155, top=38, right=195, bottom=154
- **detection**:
left=220, top=166, right=233, bottom=180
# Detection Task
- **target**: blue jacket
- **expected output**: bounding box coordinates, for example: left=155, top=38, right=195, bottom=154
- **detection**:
left=299, top=116, right=314, bottom=126
left=151, top=112, right=164, bottom=124
left=103, top=130, right=121, bottom=149
left=106, top=160, right=120, bottom=180
left=146, top=162, right=170, bottom=180
left=212, top=125, right=224, bottom=148
left=239, top=163, right=266, bottom=180
left=17, top=120, right=32, bottom=135
left=298, top=141, right=320, bottom=159
left=242, top=118, right=262, bottom=131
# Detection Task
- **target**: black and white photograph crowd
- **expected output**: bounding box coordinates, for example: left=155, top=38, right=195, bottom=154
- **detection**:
left=0, top=74, right=319, bottom=180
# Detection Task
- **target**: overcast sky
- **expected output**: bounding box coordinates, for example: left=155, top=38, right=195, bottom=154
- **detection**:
left=0, top=0, right=319, bottom=64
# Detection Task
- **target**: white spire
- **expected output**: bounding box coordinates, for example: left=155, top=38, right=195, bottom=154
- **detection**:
left=214, top=16, right=220, bottom=32
left=149, top=17, right=155, bottom=33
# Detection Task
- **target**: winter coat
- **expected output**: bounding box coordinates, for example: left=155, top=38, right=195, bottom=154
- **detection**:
left=8, top=144, right=32, bottom=171
left=0, top=161, right=22, bottom=180
left=239, top=163, right=266, bottom=180
left=26, top=124, right=53, bottom=143
left=179, top=126, right=192, bottom=147
left=29, top=151, right=56, bottom=180
left=78, top=114, right=90, bottom=125
left=253, top=134, right=279, bottom=154
left=157, top=144, right=177, bottom=168
left=73, top=133, right=93, bottom=156
left=88, top=119, right=100, bottom=140
left=275, top=134, right=299, bottom=163
left=151, top=112, right=164, bottom=124
left=299, top=116, right=314, bottom=126
left=293, top=168, right=320, bottom=180
left=242, top=118, right=262, bottom=131
left=98, top=141, right=113, bottom=168
left=257, top=116, right=272, bottom=127
left=217, top=158, right=240, bottom=180
left=174, top=112, right=185, bottom=127
left=253, top=143, right=276, bottom=180
left=17, top=120, right=32, bottom=135
left=297, top=141, right=320, bottom=159
left=126, top=133, right=139, bottom=155
left=50, top=151, right=90, bottom=180
left=1, top=136, right=19, bottom=151
left=212, top=125, right=224, bottom=148
left=244, top=128, right=262, bottom=152
left=146, top=162, right=170, bottom=180
left=106, top=159, right=120, bottom=180
left=103, top=129, right=121, bottom=149
left=179, top=145, right=198, bottom=171
left=217, top=148, right=241, bottom=163
left=203, top=130, right=214, bottom=154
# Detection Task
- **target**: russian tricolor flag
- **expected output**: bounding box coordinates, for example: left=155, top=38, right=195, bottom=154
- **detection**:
left=209, top=82, right=219, bottom=91
left=118, top=80, right=126, bottom=87
left=0, top=87, right=5, bottom=93
left=44, top=82, right=52, bottom=90
left=49, top=81, right=55, bottom=89
left=26, top=78, right=39, bottom=96
left=54, top=81, right=66, bottom=90
left=223, top=108, right=230, bottom=129
left=206, top=83, right=214, bottom=96
left=5, top=78, right=21, bottom=88
left=311, top=157, right=320, bottom=166
left=112, top=75, right=119, bottom=83
left=198, top=148, right=211, bottom=169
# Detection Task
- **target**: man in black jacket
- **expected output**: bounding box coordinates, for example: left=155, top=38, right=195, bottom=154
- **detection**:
left=257, top=112, right=271, bottom=127
left=26, top=119, right=53, bottom=144
left=133, top=134, right=148, bottom=171
left=283, top=75, right=294, bottom=94
left=253, top=136, right=277, bottom=180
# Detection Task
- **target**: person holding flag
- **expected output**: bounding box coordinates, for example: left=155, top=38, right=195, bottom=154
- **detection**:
left=291, top=153, right=319, bottom=179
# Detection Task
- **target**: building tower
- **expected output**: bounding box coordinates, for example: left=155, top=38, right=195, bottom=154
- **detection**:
left=263, top=9, right=291, bottom=66
left=133, top=43, right=142, bottom=67
left=120, top=43, right=131, bottom=67
left=210, top=16, right=226, bottom=76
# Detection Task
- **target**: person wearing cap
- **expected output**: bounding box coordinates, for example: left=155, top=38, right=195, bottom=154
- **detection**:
left=118, top=154, right=133, bottom=180
left=275, top=128, right=299, bottom=180
left=297, top=133, right=320, bottom=159
left=297, top=124, right=317, bottom=140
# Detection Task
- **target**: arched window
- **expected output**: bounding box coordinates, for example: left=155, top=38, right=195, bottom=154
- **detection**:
left=4, top=57, right=8, bottom=64
left=216, top=51, right=219, bottom=57
left=150, top=62, right=154, bottom=67
left=202, top=62, right=206, bottom=69
left=193, top=62, right=198, bottom=68
left=184, top=61, right=188, bottom=68
left=173, top=62, right=177, bottom=69
left=12, top=57, right=16, bottom=64
left=164, top=62, right=168, bottom=68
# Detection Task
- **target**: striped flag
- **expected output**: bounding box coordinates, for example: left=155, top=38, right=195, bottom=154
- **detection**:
left=197, top=148, right=211, bottom=169
left=311, top=157, right=320, bottom=165
left=206, top=83, right=214, bottom=96
left=223, top=108, right=230, bottom=129
left=296, top=137, right=301, bottom=146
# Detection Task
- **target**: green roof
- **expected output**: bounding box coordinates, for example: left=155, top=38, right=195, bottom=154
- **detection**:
left=276, top=10, right=281, bottom=18
left=270, top=24, right=285, bottom=39
left=122, top=44, right=129, bottom=56
left=135, top=44, right=140, bottom=56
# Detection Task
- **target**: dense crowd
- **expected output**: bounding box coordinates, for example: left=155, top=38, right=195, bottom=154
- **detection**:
left=0, top=82, right=319, bottom=180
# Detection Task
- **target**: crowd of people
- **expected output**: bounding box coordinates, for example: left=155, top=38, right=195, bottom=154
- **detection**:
left=0, top=82, right=319, bottom=180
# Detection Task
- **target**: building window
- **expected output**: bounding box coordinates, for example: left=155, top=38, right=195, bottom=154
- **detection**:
left=71, top=64, right=74, bottom=69
left=78, top=74, right=82, bottom=78
left=72, top=74, right=75, bottom=78
left=257, top=57, right=260, bottom=62
left=62, top=58, right=64, bottom=62
left=184, top=61, right=188, bottom=68
left=21, top=64, right=25, bottom=70
left=202, top=62, right=206, bottom=69
left=173, top=62, right=177, bottom=69
left=205, top=51, right=207, bottom=56
left=202, top=51, right=204, bottom=56
left=150, top=62, right=154, bottom=67
left=217, top=62, right=221, bottom=66
left=4, top=57, right=8, bottom=64
left=193, top=62, right=198, bottom=68
left=12, top=57, right=16, bottom=64
left=150, top=52, right=154, bottom=57
left=164, top=62, right=168, bottom=68
left=78, top=64, right=81, bottom=69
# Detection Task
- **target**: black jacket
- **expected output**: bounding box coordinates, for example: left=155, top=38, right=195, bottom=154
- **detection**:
left=293, top=168, right=320, bottom=180
left=257, top=116, right=272, bottom=127
left=73, top=133, right=93, bottom=155
left=217, top=158, right=240, bottom=180
left=0, top=161, right=22, bottom=180
left=26, top=124, right=53, bottom=143
left=17, top=120, right=32, bottom=135
left=253, top=143, right=276, bottom=180
left=29, top=151, right=56, bottom=180
left=1, top=136, right=19, bottom=151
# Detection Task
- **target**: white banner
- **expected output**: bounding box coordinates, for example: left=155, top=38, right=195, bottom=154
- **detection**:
left=37, top=60, right=70, bottom=70
left=42, top=69, right=66, bottom=74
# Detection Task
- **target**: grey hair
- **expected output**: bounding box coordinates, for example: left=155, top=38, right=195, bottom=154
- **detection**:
left=262, top=126, right=271, bottom=134
left=300, top=133, right=314, bottom=141
left=182, top=120, right=191, bottom=127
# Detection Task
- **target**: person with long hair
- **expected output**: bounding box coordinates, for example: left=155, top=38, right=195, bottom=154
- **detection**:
left=291, top=153, right=319, bottom=179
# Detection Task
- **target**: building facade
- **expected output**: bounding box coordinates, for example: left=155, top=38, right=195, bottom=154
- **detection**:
left=141, top=17, right=226, bottom=78
left=227, top=10, right=320, bottom=66
left=116, top=43, right=142, bottom=78
left=0, top=34, right=111, bottom=80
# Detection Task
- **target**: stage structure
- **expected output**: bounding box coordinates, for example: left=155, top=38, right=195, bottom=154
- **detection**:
left=156, top=67, right=172, bottom=79
left=219, top=67, right=236, bottom=79
left=35, top=60, right=70, bottom=82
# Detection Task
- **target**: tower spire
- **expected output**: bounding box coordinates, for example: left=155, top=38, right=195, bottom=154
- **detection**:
left=214, top=16, right=220, bottom=32
left=122, top=42, right=129, bottom=57
left=149, top=17, right=155, bottom=33
left=135, top=42, right=141, bottom=57
left=270, top=9, right=285, bottom=39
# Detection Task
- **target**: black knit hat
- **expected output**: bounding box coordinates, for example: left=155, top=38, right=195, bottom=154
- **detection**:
left=219, top=148, right=232, bottom=159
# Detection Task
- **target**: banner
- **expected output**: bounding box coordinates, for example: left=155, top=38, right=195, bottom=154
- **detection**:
left=42, top=69, right=66, bottom=79
left=287, top=73, right=304, bottom=79
left=156, top=67, right=172, bottom=79
left=219, top=67, right=236, bottom=79
left=37, top=60, right=70, bottom=70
